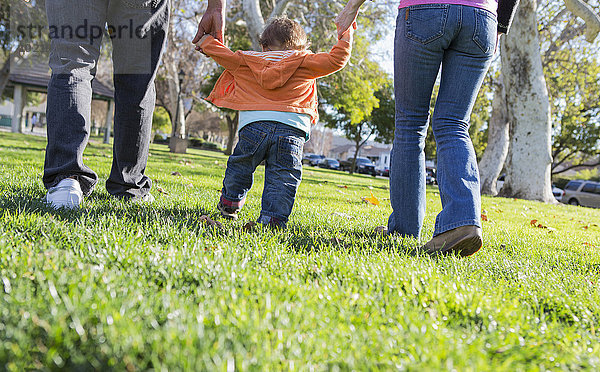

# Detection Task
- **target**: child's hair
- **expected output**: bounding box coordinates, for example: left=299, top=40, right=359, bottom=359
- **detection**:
left=259, top=17, right=310, bottom=51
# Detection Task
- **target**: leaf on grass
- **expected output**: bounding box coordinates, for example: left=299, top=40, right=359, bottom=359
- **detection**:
left=530, top=219, right=553, bottom=231
left=243, top=221, right=258, bottom=232
left=156, top=187, right=169, bottom=195
left=362, top=191, right=379, bottom=206
left=199, top=215, right=223, bottom=229
left=481, top=213, right=488, bottom=222
left=374, top=225, right=387, bottom=234
left=171, top=171, right=182, bottom=176
left=337, top=185, right=348, bottom=189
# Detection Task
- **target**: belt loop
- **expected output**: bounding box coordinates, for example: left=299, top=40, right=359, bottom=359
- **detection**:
left=405, top=8, right=409, bottom=21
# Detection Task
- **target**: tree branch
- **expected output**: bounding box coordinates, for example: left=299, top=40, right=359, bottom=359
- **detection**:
left=269, top=0, right=294, bottom=19
left=564, top=0, right=600, bottom=42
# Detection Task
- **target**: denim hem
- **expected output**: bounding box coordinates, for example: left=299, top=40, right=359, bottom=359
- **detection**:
left=258, top=212, right=288, bottom=228
left=433, top=219, right=481, bottom=237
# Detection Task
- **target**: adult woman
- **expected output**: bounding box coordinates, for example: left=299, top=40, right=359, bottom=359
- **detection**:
left=336, top=0, right=519, bottom=256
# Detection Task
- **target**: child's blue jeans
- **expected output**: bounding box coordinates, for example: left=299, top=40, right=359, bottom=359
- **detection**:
left=220, top=121, right=306, bottom=228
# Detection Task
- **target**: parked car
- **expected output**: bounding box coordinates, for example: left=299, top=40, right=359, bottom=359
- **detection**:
left=339, top=157, right=377, bottom=176
left=561, top=180, right=600, bottom=208
left=552, top=185, right=563, bottom=202
left=426, top=167, right=437, bottom=185
left=318, top=158, right=340, bottom=170
left=302, top=154, right=325, bottom=166
left=376, top=165, right=390, bottom=177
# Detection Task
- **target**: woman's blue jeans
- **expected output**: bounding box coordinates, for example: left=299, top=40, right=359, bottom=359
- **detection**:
left=388, top=4, right=497, bottom=238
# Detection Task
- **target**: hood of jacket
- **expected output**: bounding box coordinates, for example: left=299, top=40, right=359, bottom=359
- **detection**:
left=240, top=50, right=310, bottom=90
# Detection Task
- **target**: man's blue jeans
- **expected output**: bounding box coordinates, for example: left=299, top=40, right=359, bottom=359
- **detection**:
left=388, top=4, right=497, bottom=238
left=221, top=121, right=305, bottom=228
left=43, top=0, right=169, bottom=198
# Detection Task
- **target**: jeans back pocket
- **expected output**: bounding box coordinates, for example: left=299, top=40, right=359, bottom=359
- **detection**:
left=236, top=125, right=267, bottom=156
left=405, top=5, right=449, bottom=44
left=473, top=9, right=497, bottom=54
left=277, top=135, right=305, bottom=169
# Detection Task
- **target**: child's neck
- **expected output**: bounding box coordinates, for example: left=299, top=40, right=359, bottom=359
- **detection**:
left=263, top=45, right=286, bottom=52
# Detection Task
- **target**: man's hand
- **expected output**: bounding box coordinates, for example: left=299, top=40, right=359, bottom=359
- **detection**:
left=335, top=0, right=365, bottom=40
left=338, top=21, right=356, bottom=43
left=194, top=34, right=212, bottom=55
left=192, top=1, right=225, bottom=51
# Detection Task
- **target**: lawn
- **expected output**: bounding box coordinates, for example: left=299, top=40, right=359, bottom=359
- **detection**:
left=1, top=131, right=599, bottom=371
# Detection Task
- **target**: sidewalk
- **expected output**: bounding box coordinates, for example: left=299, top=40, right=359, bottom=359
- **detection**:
left=0, top=126, right=48, bottom=138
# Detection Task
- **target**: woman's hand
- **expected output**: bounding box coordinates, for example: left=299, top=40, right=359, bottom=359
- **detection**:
left=338, top=21, right=356, bottom=42
left=335, top=0, right=365, bottom=39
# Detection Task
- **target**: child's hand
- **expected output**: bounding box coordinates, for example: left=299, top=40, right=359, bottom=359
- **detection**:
left=338, top=21, right=356, bottom=42
left=194, top=34, right=211, bottom=53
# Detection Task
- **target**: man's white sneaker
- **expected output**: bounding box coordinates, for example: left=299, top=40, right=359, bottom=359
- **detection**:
left=45, top=178, right=83, bottom=209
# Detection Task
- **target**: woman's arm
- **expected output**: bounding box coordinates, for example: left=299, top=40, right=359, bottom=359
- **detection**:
left=497, top=0, right=520, bottom=34
left=335, top=0, right=368, bottom=39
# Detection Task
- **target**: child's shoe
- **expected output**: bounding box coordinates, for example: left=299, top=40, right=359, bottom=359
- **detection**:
left=217, top=201, right=239, bottom=220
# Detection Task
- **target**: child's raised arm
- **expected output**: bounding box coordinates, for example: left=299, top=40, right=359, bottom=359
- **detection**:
left=196, top=35, right=244, bottom=72
left=301, top=25, right=354, bottom=79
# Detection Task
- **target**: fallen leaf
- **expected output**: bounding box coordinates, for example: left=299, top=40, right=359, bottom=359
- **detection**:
left=361, top=191, right=380, bottom=206
left=171, top=171, right=182, bottom=176
left=374, top=225, right=387, bottom=234
left=156, top=187, right=169, bottom=195
left=243, top=221, right=258, bottom=232
left=337, top=185, right=348, bottom=189
left=199, top=215, right=223, bottom=229
left=481, top=213, right=488, bottom=222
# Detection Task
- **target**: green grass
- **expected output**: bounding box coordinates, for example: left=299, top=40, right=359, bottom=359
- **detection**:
left=1, top=131, right=599, bottom=371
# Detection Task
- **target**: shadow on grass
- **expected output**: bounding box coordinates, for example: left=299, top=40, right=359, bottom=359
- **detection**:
left=0, top=183, right=217, bottom=230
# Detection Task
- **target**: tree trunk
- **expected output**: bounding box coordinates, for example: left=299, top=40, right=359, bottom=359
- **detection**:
left=564, top=0, right=600, bottom=42
left=225, top=112, right=239, bottom=155
left=243, top=0, right=295, bottom=50
left=0, top=56, right=10, bottom=99
left=499, top=0, right=554, bottom=202
left=243, top=0, right=266, bottom=50
left=479, top=77, right=509, bottom=196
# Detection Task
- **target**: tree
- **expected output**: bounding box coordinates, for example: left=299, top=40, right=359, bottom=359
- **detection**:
left=154, top=0, right=215, bottom=153
left=480, top=0, right=600, bottom=201
left=545, top=44, right=600, bottom=175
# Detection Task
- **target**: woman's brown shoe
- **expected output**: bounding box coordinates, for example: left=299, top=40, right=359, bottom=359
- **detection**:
left=422, top=226, right=482, bottom=257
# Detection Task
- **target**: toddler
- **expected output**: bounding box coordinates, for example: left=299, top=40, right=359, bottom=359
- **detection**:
left=197, top=17, right=353, bottom=227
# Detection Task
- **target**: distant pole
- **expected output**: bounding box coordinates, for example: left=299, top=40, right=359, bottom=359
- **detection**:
left=11, top=84, right=23, bottom=133
left=104, top=100, right=114, bottom=144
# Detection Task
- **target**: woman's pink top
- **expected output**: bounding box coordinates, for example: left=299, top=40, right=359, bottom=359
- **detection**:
left=398, top=0, right=498, bottom=16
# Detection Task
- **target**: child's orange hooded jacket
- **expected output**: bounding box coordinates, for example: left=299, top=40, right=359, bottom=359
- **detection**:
left=200, top=36, right=352, bottom=124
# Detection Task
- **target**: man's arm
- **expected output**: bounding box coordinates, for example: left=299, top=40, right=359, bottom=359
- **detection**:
left=193, top=0, right=226, bottom=49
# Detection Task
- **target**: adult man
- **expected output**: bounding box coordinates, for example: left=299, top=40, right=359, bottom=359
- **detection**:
left=43, top=0, right=171, bottom=208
